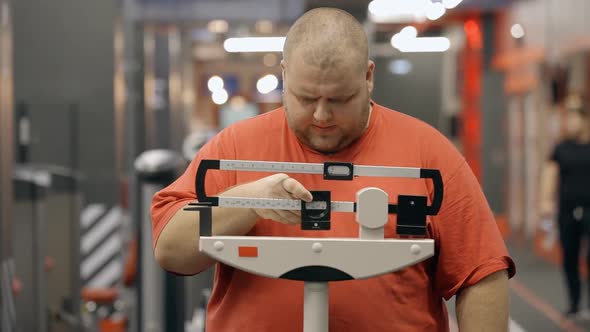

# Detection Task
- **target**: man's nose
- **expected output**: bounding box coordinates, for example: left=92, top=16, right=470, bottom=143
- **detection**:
left=313, top=100, right=332, bottom=122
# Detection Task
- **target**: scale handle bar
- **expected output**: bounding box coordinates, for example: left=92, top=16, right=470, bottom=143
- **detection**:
left=196, top=159, right=221, bottom=206
left=195, top=159, right=443, bottom=215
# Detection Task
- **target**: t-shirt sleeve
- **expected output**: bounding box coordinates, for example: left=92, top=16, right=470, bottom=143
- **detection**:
left=150, top=128, right=237, bottom=249
left=430, top=159, right=516, bottom=300
left=418, top=125, right=515, bottom=300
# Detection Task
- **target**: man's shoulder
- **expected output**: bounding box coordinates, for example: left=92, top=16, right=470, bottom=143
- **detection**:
left=373, top=102, right=444, bottom=137
left=372, top=102, right=464, bottom=172
left=557, top=138, right=576, bottom=148
left=550, top=139, right=572, bottom=155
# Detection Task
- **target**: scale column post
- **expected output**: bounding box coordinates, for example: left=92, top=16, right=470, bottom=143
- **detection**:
left=303, top=281, right=329, bottom=332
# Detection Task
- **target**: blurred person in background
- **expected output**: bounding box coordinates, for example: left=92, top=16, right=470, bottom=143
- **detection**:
left=541, top=93, right=590, bottom=319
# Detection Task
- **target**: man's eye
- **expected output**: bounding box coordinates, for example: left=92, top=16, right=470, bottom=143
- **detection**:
left=299, top=97, right=316, bottom=104
left=330, top=96, right=352, bottom=104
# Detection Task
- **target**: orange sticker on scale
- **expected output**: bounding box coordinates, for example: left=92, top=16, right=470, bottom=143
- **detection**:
left=238, top=246, right=258, bottom=257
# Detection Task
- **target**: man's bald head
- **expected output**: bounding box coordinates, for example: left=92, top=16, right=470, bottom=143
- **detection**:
left=283, top=8, right=369, bottom=73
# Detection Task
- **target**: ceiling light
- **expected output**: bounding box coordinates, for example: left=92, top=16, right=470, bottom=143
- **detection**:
left=391, top=26, right=418, bottom=47
left=256, top=74, right=279, bottom=94
left=442, top=0, right=463, bottom=9
left=368, top=0, right=450, bottom=23
left=391, top=26, right=450, bottom=53
left=212, top=89, right=229, bottom=105
left=223, top=37, right=285, bottom=53
left=397, top=37, right=450, bottom=52
left=510, top=23, right=525, bottom=39
left=207, top=76, right=224, bottom=92
left=426, top=2, right=446, bottom=21
left=389, top=59, right=413, bottom=75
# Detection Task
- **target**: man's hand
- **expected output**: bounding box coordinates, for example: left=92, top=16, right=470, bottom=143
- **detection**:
left=234, top=173, right=314, bottom=225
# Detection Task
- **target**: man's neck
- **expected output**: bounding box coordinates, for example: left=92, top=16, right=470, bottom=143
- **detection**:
left=364, top=101, right=373, bottom=130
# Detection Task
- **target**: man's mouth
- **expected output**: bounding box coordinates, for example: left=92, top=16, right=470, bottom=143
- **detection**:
left=313, top=125, right=336, bottom=130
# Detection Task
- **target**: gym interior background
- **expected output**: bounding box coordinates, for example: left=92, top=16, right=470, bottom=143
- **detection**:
left=1, top=0, right=590, bottom=331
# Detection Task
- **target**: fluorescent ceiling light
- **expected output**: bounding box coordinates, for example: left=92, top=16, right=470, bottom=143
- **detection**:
left=426, top=2, right=446, bottom=21
left=391, top=26, right=418, bottom=46
left=368, top=0, right=448, bottom=23
left=369, top=0, right=428, bottom=23
left=442, top=0, right=463, bottom=9
left=391, top=26, right=450, bottom=53
left=396, top=37, right=450, bottom=52
left=223, top=37, right=285, bottom=53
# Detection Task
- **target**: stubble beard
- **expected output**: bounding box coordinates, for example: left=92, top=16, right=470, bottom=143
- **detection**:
left=283, top=94, right=371, bottom=155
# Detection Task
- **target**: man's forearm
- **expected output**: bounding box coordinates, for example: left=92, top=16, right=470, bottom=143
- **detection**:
left=154, top=185, right=259, bottom=275
left=456, top=270, right=509, bottom=332
left=540, top=162, right=558, bottom=205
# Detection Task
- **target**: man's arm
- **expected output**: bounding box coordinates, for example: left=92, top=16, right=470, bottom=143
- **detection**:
left=539, top=161, right=559, bottom=218
left=154, top=173, right=313, bottom=275
left=456, top=269, right=509, bottom=332
left=154, top=184, right=260, bottom=275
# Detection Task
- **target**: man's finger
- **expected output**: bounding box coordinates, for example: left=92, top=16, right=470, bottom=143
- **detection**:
left=268, top=210, right=298, bottom=225
left=277, top=209, right=301, bottom=225
left=281, top=177, right=313, bottom=202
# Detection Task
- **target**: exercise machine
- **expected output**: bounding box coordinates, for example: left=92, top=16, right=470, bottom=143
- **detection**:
left=186, top=159, right=443, bottom=332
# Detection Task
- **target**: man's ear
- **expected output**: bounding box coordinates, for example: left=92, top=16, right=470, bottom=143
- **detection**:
left=366, top=60, right=375, bottom=94
left=281, top=60, right=286, bottom=82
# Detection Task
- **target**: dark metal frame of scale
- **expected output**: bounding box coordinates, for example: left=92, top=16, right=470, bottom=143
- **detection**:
left=188, top=159, right=443, bottom=236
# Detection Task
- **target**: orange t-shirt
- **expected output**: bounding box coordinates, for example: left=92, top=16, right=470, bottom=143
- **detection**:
left=151, top=102, right=516, bottom=331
